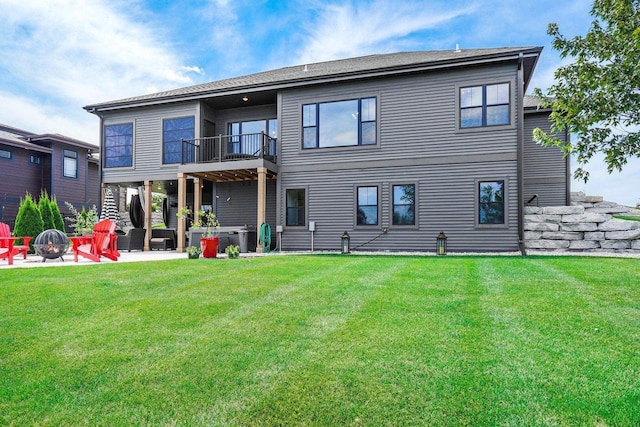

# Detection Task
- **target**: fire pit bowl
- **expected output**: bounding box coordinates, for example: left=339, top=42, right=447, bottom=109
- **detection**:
left=34, top=229, right=70, bottom=262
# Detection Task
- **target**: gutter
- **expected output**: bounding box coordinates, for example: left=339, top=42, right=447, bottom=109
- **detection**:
left=517, top=53, right=527, bottom=256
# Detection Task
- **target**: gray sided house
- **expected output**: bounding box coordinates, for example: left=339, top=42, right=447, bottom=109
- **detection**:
left=85, top=47, right=569, bottom=253
left=0, top=124, right=99, bottom=228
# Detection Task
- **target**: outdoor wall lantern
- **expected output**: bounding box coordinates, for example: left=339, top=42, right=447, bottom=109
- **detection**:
left=341, top=231, right=350, bottom=254
left=436, top=231, right=448, bottom=255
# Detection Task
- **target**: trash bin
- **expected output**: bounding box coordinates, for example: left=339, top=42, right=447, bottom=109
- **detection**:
left=238, top=227, right=249, bottom=253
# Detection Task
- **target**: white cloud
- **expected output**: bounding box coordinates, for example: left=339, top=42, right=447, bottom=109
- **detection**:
left=0, top=90, right=99, bottom=144
left=0, top=0, right=203, bottom=140
left=296, top=0, right=475, bottom=64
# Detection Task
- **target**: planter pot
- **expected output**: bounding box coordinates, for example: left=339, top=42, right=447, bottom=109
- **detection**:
left=200, top=237, right=219, bottom=258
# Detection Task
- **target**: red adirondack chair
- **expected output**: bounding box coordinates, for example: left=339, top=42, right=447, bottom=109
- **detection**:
left=69, top=219, right=120, bottom=262
left=0, top=222, right=31, bottom=264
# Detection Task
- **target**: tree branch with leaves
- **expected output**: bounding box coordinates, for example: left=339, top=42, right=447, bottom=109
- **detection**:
left=533, top=0, right=640, bottom=182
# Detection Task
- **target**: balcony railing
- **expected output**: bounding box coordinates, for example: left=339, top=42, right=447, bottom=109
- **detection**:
left=181, top=132, right=277, bottom=165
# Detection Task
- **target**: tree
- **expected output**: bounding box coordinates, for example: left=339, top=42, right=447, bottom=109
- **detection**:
left=50, top=195, right=66, bottom=232
left=13, top=193, right=44, bottom=252
left=533, top=0, right=640, bottom=182
left=38, top=190, right=55, bottom=231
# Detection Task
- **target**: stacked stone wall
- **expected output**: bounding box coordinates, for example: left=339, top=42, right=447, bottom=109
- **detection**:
left=524, top=192, right=640, bottom=252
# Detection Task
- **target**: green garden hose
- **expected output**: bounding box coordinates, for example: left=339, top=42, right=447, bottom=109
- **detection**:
left=259, top=223, right=271, bottom=253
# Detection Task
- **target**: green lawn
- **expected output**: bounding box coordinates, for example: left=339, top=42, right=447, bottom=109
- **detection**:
left=1, top=255, right=639, bottom=426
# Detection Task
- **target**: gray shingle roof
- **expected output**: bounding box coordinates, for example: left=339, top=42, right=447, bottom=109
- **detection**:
left=85, top=46, right=542, bottom=111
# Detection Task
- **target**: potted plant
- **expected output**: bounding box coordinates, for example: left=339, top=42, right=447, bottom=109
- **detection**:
left=186, top=245, right=201, bottom=259
left=177, top=207, right=220, bottom=258
left=225, top=244, right=240, bottom=259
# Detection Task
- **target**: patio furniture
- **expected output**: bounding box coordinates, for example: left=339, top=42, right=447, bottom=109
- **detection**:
left=150, top=228, right=176, bottom=250
left=117, top=228, right=146, bottom=252
left=69, top=219, right=120, bottom=262
left=0, top=237, right=18, bottom=265
left=0, top=222, right=31, bottom=262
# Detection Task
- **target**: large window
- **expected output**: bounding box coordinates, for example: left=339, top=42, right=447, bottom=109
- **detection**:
left=0, top=149, right=12, bottom=159
left=303, top=97, right=376, bottom=149
left=104, top=123, right=133, bottom=168
left=163, top=116, right=195, bottom=164
left=286, top=189, right=306, bottom=226
left=63, top=149, right=77, bottom=178
left=478, top=180, right=505, bottom=224
left=228, top=119, right=277, bottom=155
left=357, top=186, right=378, bottom=225
left=392, top=184, right=415, bottom=225
left=460, top=83, right=510, bottom=128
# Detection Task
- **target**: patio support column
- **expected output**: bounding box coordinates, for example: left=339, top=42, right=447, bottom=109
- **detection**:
left=256, top=167, right=267, bottom=254
left=144, top=180, right=153, bottom=251
left=100, top=182, right=108, bottom=207
left=193, top=177, right=202, bottom=223
left=177, top=173, right=187, bottom=252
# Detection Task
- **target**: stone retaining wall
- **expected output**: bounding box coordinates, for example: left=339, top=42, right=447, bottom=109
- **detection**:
left=524, top=192, right=640, bottom=252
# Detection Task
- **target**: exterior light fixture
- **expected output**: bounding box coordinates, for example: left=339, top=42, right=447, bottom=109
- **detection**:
left=436, top=231, right=447, bottom=255
left=341, top=231, right=350, bottom=254
left=242, top=96, right=249, bottom=102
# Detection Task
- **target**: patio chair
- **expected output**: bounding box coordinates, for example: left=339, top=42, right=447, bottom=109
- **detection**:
left=117, top=228, right=146, bottom=252
left=0, top=222, right=31, bottom=262
left=69, top=219, right=120, bottom=262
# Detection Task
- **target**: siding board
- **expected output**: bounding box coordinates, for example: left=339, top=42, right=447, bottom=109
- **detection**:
left=523, top=111, right=569, bottom=206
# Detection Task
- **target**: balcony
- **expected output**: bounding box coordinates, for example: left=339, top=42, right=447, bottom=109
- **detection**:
left=181, top=132, right=276, bottom=165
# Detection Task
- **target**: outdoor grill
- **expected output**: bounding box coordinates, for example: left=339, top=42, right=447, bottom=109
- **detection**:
left=34, top=229, right=70, bottom=262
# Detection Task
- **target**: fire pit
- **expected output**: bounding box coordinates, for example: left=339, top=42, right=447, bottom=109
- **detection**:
left=34, top=229, right=70, bottom=262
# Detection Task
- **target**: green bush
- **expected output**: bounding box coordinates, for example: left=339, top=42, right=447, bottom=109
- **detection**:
left=50, top=195, right=66, bottom=232
left=38, top=190, right=55, bottom=231
left=225, top=244, right=240, bottom=259
left=13, top=193, right=44, bottom=252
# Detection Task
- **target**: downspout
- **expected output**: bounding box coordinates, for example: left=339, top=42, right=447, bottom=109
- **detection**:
left=92, top=108, right=105, bottom=213
left=517, top=53, right=527, bottom=256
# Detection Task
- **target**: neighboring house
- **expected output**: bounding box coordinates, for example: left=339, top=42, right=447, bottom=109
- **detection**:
left=0, top=124, right=99, bottom=228
left=84, top=47, right=569, bottom=253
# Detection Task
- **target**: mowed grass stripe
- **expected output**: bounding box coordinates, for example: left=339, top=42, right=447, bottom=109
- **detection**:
left=0, top=255, right=639, bottom=426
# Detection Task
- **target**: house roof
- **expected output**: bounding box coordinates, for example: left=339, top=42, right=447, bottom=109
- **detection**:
left=523, top=94, right=554, bottom=112
left=0, top=123, right=97, bottom=153
left=85, top=46, right=543, bottom=112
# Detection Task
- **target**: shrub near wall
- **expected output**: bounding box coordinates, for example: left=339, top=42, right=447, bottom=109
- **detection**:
left=524, top=193, right=640, bottom=252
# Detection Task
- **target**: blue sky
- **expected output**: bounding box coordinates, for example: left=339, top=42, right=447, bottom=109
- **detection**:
left=1, top=0, right=638, bottom=206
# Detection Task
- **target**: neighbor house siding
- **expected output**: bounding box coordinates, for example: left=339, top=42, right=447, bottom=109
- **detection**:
left=0, top=143, right=47, bottom=221
left=50, top=143, right=96, bottom=207
left=102, top=102, right=199, bottom=184
left=523, top=111, right=569, bottom=206
left=277, top=62, right=521, bottom=252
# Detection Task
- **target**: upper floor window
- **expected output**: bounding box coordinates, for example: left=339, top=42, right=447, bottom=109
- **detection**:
left=303, top=97, right=376, bottom=149
left=163, top=116, right=194, bottom=164
left=460, top=83, right=510, bottom=128
left=357, top=186, right=378, bottom=225
left=228, top=119, right=277, bottom=155
left=478, top=180, right=505, bottom=225
left=392, top=184, right=415, bottom=225
left=63, top=149, right=78, bottom=178
left=104, top=123, right=133, bottom=168
left=286, top=188, right=306, bottom=226
left=30, top=155, right=41, bottom=165
left=0, top=149, right=12, bottom=159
